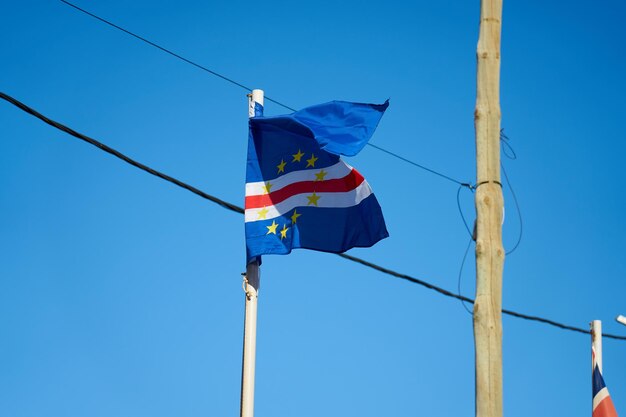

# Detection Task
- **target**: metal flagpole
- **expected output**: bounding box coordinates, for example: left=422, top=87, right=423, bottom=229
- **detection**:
left=240, top=89, right=264, bottom=417
left=591, top=320, right=603, bottom=373
left=591, top=320, right=603, bottom=417
left=473, top=1, right=504, bottom=417
left=591, top=320, right=622, bottom=417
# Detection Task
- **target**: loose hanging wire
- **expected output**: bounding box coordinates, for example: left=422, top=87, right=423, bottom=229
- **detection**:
left=456, top=184, right=474, bottom=238
left=457, top=236, right=475, bottom=315
left=500, top=129, right=517, bottom=160
left=499, top=129, right=523, bottom=255
left=502, top=161, right=522, bottom=255
left=455, top=179, right=475, bottom=315
left=2, top=91, right=624, bottom=341
left=453, top=131, right=523, bottom=315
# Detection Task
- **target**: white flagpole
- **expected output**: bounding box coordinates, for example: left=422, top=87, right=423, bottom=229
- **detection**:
left=591, top=320, right=603, bottom=373
left=240, top=89, right=264, bottom=417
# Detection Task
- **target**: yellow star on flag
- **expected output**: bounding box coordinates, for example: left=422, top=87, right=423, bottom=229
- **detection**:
left=290, top=209, right=302, bottom=224
left=257, top=207, right=269, bottom=219
left=306, top=154, right=318, bottom=168
left=262, top=181, right=273, bottom=194
left=315, top=169, right=327, bottom=181
left=277, top=159, right=287, bottom=174
left=280, top=224, right=289, bottom=240
left=266, top=220, right=278, bottom=235
left=307, top=192, right=320, bottom=206
left=292, top=149, right=305, bottom=163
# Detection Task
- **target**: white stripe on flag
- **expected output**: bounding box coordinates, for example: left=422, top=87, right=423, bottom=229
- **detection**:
left=245, top=180, right=373, bottom=222
left=593, top=387, right=610, bottom=411
left=245, top=161, right=353, bottom=197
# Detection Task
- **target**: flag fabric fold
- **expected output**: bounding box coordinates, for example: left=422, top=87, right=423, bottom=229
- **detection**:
left=245, top=100, right=389, bottom=263
left=593, top=349, right=619, bottom=417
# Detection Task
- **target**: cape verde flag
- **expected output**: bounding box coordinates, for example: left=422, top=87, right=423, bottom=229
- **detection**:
left=593, top=348, right=619, bottom=417
left=245, top=100, right=389, bottom=262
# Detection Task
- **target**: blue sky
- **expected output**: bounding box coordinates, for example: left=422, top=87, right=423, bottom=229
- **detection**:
left=1, top=1, right=625, bottom=416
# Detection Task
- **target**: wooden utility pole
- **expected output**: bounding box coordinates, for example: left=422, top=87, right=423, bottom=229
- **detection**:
left=473, top=1, right=504, bottom=417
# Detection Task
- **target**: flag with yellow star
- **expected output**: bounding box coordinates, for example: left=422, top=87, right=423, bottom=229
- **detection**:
left=245, top=100, right=389, bottom=263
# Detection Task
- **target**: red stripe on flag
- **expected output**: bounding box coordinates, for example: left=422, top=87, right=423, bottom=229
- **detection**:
left=245, top=169, right=365, bottom=209
left=593, top=396, right=619, bottom=417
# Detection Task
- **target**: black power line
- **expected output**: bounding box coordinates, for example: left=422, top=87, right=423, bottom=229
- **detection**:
left=0, top=91, right=243, bottom=215
left=338, top=253, right=626, bottom=340
left=3, top=91, right=624, bottom=341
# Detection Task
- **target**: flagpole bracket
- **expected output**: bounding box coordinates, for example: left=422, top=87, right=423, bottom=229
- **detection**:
left=241, top=272, right=257, bottom=300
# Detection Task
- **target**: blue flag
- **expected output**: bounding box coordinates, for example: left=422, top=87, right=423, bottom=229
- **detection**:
left=245, top=100, right=389, bottom=263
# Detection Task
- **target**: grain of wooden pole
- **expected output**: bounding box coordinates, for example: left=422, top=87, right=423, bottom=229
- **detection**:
left=473, top=1, right=504, bottom=417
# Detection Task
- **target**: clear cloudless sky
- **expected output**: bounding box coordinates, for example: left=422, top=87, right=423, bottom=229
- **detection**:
left=1, top=1, right=625, bottom=416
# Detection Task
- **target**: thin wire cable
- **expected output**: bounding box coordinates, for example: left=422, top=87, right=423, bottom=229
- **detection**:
left=59, top=0, right=296, bottom=112
left=368, top=143, right=471, bottom=187
left=0, top=92, right=244, bottom=215
left=457, top=236, right=474, bottom=315
left=455, top=174, right=474, bottom=315
left=59, top=0, right=471, bottom=190
left=502, top=161, right=522, bottom=255
left=456, top=184, right=474, bottom=238
left=500, top=129, right=517, bottom=160
left=3, top=91, right=624, bottom=341
left=499, top=130, right=523, bottom=255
